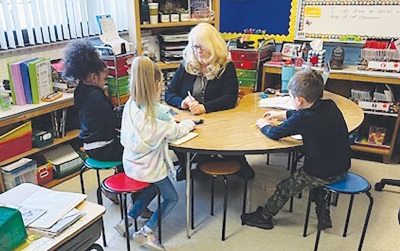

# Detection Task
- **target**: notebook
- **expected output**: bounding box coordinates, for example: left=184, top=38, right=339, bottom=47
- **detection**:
left=258, top=96, right=295, bottom=110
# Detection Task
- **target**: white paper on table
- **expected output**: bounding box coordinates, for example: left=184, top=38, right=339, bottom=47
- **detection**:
left=258, top=97, right=295, bottom=110
left=169, top=132, right=198, bottom=145
left=98, top=15, right=129, bottom=55
left=4, top=203, right=47, bottom=226
left=20, top=190, right=86, bottom=229
left=291, top=134, right=303, bottom=140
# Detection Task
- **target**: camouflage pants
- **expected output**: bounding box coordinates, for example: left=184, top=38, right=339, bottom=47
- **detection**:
left=263, top=168, right=347, bottom=217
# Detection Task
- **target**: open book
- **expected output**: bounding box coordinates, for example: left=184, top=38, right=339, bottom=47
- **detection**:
left=258, top=96, right=295, bottom=110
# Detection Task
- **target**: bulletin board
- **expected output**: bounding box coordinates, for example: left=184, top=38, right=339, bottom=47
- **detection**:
left=297, top=1, right=400, bottom=41
left=220, top=0, right=298, bottom=42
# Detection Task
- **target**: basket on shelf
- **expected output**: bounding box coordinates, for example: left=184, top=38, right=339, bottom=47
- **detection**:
left=0, top=122, right=32, bottom=162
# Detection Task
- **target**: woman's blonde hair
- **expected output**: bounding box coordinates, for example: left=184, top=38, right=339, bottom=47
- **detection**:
left=183, top=23, right=229, bottom=80
left=129, top=56, right=162, bottom=125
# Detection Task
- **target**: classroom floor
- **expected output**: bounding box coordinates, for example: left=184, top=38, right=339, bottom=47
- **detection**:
left=53, top=153, right=400, bottom=251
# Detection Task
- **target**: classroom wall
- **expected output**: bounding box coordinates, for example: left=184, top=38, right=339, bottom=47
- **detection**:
left=0, top=34, right=130, bottom=83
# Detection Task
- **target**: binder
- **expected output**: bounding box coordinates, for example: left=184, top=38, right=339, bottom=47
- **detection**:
left=27, top=58, right=53, bottom=104
left=8, top=61, right=27, bottom=105
left=20, top=58, right=38, bottom=104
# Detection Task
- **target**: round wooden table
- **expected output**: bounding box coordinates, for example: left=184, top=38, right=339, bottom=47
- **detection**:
left=170, top=92, right=364, bottom=238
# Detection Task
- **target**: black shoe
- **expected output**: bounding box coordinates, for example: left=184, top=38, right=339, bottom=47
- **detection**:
left=176, top=166, right=186, bottom=181
left=316, top=207, right=332, bottom=230
left=241, top=209, right=274, bottom=230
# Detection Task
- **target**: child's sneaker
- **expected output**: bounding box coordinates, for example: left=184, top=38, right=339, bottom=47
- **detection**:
left=133, top=228, right=165, bottom=251
left=114, top=216, right=134, bottom=237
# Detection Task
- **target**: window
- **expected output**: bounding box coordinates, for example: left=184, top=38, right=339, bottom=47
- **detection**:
left=0, top=0, right=129, bottom=50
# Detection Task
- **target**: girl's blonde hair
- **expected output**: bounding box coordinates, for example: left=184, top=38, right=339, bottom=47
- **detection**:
left=130, top=56, right=162, bottom=125
left=183, top=23, right=229, bottom=80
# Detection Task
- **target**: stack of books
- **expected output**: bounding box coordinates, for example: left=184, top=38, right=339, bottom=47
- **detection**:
left=7, top=58, right=53, bottom=106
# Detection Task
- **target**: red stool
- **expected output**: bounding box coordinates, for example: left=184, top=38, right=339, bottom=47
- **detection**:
left=97, top=173, right=161, bottom=251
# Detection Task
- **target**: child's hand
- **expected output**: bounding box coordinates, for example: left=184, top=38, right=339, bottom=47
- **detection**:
left=263, top=110, right=286, bottom=120
left=189, top=101, right=206, bottom=115
left=255, top=118, right=270, bottom=129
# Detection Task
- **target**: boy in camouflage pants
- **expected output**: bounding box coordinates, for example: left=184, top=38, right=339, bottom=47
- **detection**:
left=241, top=70, right=351, bottom=230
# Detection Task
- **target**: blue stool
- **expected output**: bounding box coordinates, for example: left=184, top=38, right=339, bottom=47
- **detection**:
left=79, top=158, right=122, bottom=194
left=303, top=172, right=374, bottom=251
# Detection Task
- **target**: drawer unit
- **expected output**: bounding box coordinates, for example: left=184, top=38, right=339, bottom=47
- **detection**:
left=236, top=69, right=257, bottom=79
left=238, top=78, right=256, bottom=87
left=234, top=60, right=258, bottom=70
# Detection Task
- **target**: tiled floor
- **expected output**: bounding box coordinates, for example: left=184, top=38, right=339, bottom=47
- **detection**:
left=53, top=153, right=400, bottom=251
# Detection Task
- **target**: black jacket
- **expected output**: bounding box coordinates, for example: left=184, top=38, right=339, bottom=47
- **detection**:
left=74, top=83, right=121, bottom=143
left=165, top=61, right=239, bottom=113
left=261, top=99, right=351, bottom=178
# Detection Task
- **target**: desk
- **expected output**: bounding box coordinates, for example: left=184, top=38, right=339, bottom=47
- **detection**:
left=0, top=183, right=105, bottom=251
left=169, top=92, right=363, bottom=238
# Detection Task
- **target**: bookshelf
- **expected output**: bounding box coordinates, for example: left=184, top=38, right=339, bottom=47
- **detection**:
left=0, top=95, right=79, bottom=193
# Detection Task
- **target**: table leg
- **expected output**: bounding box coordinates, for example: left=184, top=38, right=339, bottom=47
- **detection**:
left=186, top=152, right=191, bottom=239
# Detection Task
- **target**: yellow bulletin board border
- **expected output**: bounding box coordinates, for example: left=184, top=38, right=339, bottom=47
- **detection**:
left=221, top=0, right=299, bottom=43
left=298, top=0, right=400, bottom=41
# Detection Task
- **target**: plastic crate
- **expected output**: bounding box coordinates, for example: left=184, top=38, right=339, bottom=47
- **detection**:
left=0, top=133, right=32, bottom=162
left=1, top=158, right=37, bottom=190
left=53, top=156, right=83, bottom=179
left=37, top=162, right=53, bottom=185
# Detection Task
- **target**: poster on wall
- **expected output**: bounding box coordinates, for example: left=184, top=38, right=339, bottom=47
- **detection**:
left=296, top=1, right=400, bottom=41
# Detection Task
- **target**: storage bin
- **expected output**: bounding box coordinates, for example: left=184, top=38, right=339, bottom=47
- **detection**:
left=107, top=75, right=129, bottom=88
left=0, top=122, right=32, bottom=162
left=236, top=69, right=257, bottom=79
left=103, top=54, right=135, bottom=68
left=108, top=65, right=129, bottom=77
left=0, top=207, right=27, bottom=251
left=231, top=50, right=259, bottom=61
left=108, top=84, right=130, bottom=97
left=37, top=162, right=53, bottom=186
left=52, top=156, right=83, bottom=179
left=233, top=60, right=258, bottom=70
left=1, top=158, right=37, bottom=190
left=238, top=78, right=256, bottom=88
left=32, top=130, right=54, bottom=148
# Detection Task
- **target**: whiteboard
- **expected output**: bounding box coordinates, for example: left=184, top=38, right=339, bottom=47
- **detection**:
left=297, top=2, right=400, bottom=40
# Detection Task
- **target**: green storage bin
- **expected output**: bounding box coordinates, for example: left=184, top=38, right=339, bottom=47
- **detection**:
left=108, top=84, right=130, bottom=97
left=236, top=69, right=257, bottom=79
left=32, top=130, right=54, bottom=148
left=107, top=75, right=129, bottom=88
left=0, top=207, right=27, bottom=251
left=238, top=78, right=256, bottom=87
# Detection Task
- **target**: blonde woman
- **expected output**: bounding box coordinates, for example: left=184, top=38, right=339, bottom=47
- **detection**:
left=165, top=23, right=238, bottom=115
left=118, top=56, right=195, bottom=250
left=165, top=23, right=255, bottom=181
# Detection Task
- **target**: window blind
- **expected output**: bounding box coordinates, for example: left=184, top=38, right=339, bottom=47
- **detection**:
left=0, top=0, right=129, bottom=50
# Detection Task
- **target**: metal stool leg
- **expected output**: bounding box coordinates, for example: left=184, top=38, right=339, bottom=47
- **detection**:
left=314, top=191, right=331, bottom=251
left=289, top=150, right=297, bottom=212
left=358, top=191, right=374, bottom=251
left=191, top=177, right=194, bottom=230
left=266, top=153, right=270, bottom=165
left=96, top=186, right=106, bottom=247
left=242, top=171, right=248, bottom=215
left=80, top=165, right=89, bottom=194
left=119, top=194, right=124, bottom=220
left=211, top=176, right=215, bottom=216
left=343, top=194, right=355, bottom=237
left=222, top=176, right=229, bottom=241
left=303, top=190, right=313, bottom=237
left=157, top=188, right=162, bottom=244
left=122, top=194, right=130, bottom=251
left=96, top=169, right=101, bottom=190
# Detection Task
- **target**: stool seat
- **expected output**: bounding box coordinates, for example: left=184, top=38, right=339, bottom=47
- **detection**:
left=104, top=173, right=149, bottom=193
left=199, top=159, right=241, bottom=175
left=325, top=172, right=370, bottom=194
left=84, top=158, right=122, bottom=169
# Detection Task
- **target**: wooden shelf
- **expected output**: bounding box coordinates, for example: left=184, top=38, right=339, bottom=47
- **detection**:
left=0, top=129, right=80, bottom=167
left=141, top=20, right=214, bottom=29
left=43, top=171, right=81, bottom=188
left=351, top=144, right=391, bottom=155
left=363, top=110, right=398, bottom=117
left=157, top=62, right=181, bottom=70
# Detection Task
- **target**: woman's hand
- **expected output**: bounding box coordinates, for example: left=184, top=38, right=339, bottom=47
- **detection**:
left=181, top=96, right=195, bottom=109
left=263, top=110, right=287, bottom=120
left=189, top=101, right=206, bottom=115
